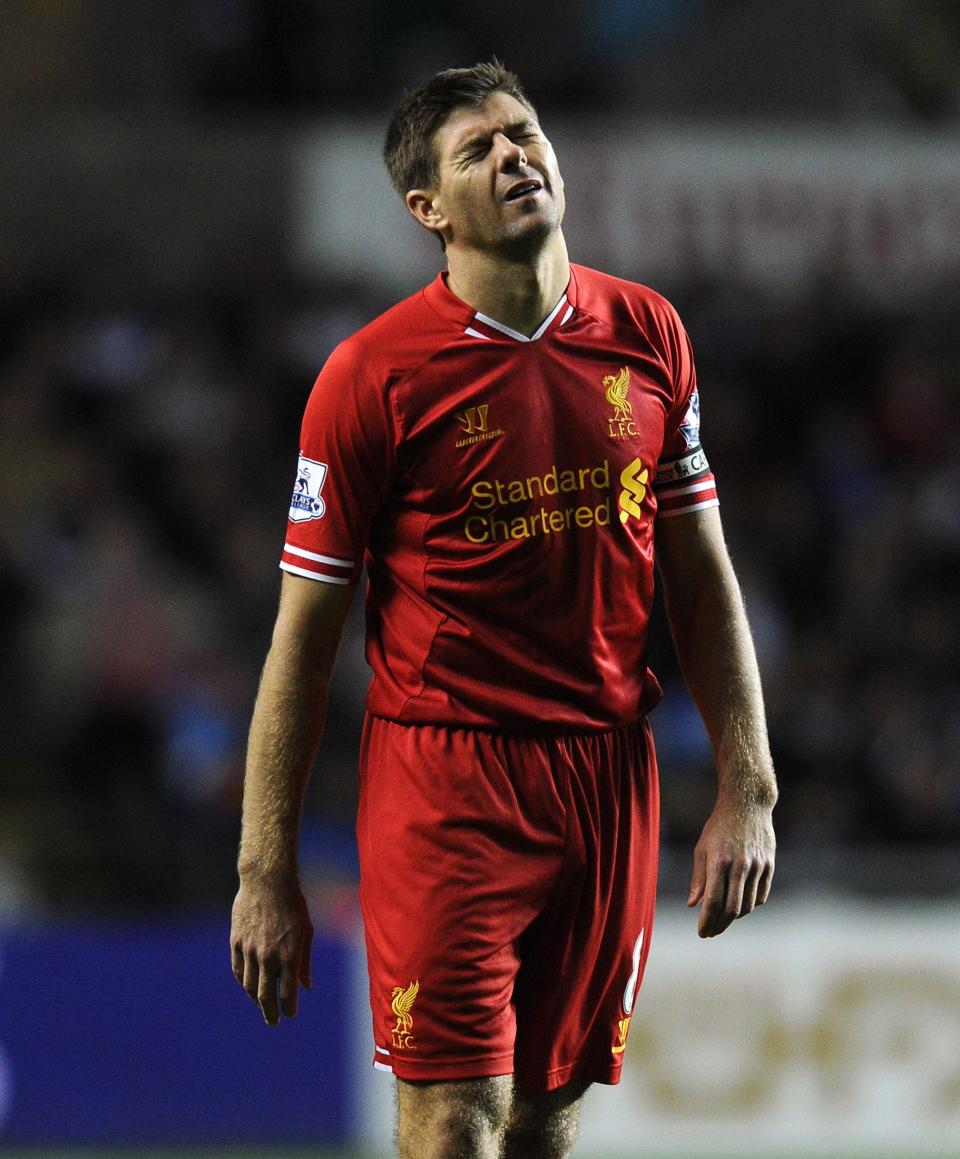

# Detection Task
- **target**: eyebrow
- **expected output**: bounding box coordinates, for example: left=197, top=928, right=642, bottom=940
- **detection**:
left=451, top=119, right=538, bottom=159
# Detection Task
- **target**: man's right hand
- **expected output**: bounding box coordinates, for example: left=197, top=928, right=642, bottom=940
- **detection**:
left=230, top=876, right=314, bottom=1026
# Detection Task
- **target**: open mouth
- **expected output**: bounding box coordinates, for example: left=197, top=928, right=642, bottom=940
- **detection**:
left=505, top=180, right=542, bottom=202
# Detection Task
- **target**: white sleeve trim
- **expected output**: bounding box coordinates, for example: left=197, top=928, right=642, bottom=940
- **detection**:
left=279, top=561, right=352, bottom=585
left=656, top=479, right=717, bottom=500
left=657, top=498, right=720, bottom=519
left=283, top=543, right=354, bottom=568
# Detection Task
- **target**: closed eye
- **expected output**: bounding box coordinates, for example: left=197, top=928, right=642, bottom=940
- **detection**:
left=453, top=123, right=540, bottom=163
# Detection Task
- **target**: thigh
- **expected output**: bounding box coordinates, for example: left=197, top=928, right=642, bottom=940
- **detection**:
left=512, top=719, right=660, bottom=1090
left=358, top=717, right=568, bottom=1082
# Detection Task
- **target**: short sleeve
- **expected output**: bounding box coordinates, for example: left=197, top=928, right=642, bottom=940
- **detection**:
left=652, top=304, right=719, bottom=520
left=279, top=339, right=397, bottom=585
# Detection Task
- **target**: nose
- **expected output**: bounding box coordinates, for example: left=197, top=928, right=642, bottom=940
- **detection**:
left=493, top=132, right=526, bottom=169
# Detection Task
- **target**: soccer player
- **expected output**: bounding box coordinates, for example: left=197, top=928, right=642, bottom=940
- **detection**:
left=230, top=61, right=777, bottom=1159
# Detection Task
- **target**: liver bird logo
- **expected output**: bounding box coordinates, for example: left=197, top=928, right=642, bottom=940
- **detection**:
left=604, top=367, right=632, bottom=421
left=390, top=980, right=420, bottom=1037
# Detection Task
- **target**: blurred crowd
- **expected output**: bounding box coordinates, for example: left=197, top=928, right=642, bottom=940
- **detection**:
left=1, top=250, right=957, bottom=917
left=0, top=256, right=386, bottom=916
left=1, top=0, right=959, bottom=918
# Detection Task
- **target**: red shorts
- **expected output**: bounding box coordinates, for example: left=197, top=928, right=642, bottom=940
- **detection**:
left=357, top=715, right=660, bottom=1091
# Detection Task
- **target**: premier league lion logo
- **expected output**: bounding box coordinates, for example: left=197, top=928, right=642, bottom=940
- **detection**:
left=288, top=453, right=328, bottom=522
left=679, top=389, right=702, bottom=449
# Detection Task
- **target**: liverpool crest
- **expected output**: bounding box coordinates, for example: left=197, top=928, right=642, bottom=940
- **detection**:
left=390, top=979, right=420, bottom=1050
left=604, top=367, right=638, bottom=438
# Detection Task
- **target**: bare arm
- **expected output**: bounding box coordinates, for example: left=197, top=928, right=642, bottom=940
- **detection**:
left=230, top=571, right=353, bottom=1023
left=655, top=505, right=777, bottom=937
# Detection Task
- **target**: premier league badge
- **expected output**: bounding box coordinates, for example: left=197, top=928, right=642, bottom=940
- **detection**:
left=679, top=389, right=702, bottom=449
left=288, top=453, right=328, bottom=522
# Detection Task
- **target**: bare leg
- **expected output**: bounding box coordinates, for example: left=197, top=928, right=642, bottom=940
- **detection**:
left=396, top=1075, right=513, bottom=1159
left=502, top=1080, right=590, bottom=1159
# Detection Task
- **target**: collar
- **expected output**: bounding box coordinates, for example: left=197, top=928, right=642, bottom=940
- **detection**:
left=423, top=270, right=578, bottom=343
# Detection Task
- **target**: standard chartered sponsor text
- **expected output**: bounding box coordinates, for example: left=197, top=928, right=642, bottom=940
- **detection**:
left=465, top=460, right=611, bottom=543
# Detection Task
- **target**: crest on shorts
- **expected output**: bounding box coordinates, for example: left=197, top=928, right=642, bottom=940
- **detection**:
left=288, top=453, right=328, bottom=523
left=390, top=979, right=420, bottom=1050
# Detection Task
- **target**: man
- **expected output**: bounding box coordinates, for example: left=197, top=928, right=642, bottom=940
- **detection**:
left=231, top=61, right=777, bottom=1159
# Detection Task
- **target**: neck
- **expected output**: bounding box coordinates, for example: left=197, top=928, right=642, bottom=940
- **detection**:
left=445, top=234, right=570, bottom=337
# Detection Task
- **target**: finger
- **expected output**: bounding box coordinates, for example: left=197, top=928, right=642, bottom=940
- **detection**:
left=698, top=861, right=733, bottom=938
left=258, top=960, right=281, bottom=1026
left=701, top=905, right=736, bottom=938
left=739, top=861, right=761, bottom=917
left=242, top=951, right=260, bottom=1004
left=231, top=940, right=244, bottom=985
left=756, top=860, right=775, bottom=906
left=279, top=958, right=299, bottom=1020
left=724, top=858, right=748, bottom=920
left=300, top=932, right=313, bottom=989
left=688, top=847, right=707, bottom=907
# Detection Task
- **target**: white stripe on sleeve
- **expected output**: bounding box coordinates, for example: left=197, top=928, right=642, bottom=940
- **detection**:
left=279, top=561, right=352, bottom=584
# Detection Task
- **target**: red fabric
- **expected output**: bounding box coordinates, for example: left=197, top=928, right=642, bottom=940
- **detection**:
left=357, top=716, right=660, bottom=1090
left=280, top=263, right=718, bottom=731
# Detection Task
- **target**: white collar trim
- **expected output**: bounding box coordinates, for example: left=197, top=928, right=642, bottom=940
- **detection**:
left=473, top=293, right=569, bottom=343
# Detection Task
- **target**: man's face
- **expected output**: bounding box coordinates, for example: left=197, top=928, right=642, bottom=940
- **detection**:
left=425, top=91, right=565, bottom=255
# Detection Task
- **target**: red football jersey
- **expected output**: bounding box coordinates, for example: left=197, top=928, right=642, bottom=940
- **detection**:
left=280, top=263, right=718, bottom=731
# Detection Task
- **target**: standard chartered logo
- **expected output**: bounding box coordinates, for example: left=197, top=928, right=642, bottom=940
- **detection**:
left=618, top=458, right=648, bottom=524
left=462, top=457, right=651, bottom=543
left=464, top=461, right=613, bottom=544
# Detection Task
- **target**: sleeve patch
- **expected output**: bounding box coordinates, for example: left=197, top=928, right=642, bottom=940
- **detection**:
left=678, top=387, right=701, bottom=449
left=288, top=453, right=329, bottom=523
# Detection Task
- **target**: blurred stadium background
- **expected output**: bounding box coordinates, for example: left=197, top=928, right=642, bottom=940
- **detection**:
left=1, top=1, right=959, bottom=1156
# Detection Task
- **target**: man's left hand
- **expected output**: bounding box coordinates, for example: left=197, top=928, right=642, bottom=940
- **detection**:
left=687, top=799, right=776, bottom=938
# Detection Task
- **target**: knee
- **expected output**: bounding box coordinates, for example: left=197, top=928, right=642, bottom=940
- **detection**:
left=502, top=1080, right=588, bottom=1159
left=400, top=1107, right=498, bottom=1156
left=504, top=1118, right=579, bottom=1159
left=397, top=1077, right=512, bottom=1159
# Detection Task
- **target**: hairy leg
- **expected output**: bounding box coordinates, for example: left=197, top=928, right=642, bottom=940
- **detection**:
left=396, top=1075, right=513, bottom=1159
left=502, top=1079, right=590, bottom=1159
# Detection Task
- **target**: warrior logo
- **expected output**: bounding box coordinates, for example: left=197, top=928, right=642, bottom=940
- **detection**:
left=288, top=453, right=328, bottom=523
left=390, top=979, right=420, bottom=1050
left=457, top=405, right=489, bottom=435
left=618, top=458, right=648, bottom=524
left=455, top=403, right=505, bottom=448
left=604, top=367, right=638, bottom=439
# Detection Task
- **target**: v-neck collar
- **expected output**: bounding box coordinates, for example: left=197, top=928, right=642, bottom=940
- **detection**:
left=424, top=271, right=577, bottom=344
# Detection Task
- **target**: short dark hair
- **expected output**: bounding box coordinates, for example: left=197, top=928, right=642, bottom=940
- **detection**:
left=383, top=60, right=537, bottom=197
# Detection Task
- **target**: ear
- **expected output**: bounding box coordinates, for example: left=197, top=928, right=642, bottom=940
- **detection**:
left=406, top=188, right=447, bottom=239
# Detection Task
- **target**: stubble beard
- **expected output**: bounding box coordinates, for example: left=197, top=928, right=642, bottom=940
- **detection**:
left=494, top=195, right=563, bottom=263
